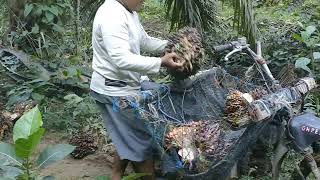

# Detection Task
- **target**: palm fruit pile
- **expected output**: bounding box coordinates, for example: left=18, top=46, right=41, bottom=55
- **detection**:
left=165, top=27, right=205, bottom=80
left=69, top=131, right=98, bottom=159
left=164, top=121, right=221, bottom=170
left=224, top=90, right=251, bottom=128
left=198, top=122, right=221, bottom=155
left=249, top=87, right=268, bottom=100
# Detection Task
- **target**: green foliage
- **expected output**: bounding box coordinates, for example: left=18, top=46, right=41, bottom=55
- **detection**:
left=95, top=176, right=111, bottom=180
left=295, top=57, right=312, bottom=73
left=298, top=23, right=320, bottom=112
left=162, top=0, right=217, bottom=32
left=0, top=106, right=75, bottom=179
left=304, top=92, right=320, bottom=115
left=0, top=0, right=8, bottom=37
left=15, top=128, right=45, bottom=159
left=291, top=24, right=320, bottom=78
left=13, top=106, right=43, bottom=142
left=95, top=173, right=151, bottom=180
left=41, top=98, right=73, bottom=130
left=0, top=143, right=23, bottom=167
left=139, top=0, right=166, bottom=21
left=122, top=173, right=151, bottom=180
left=3, top=60, right=90, bottom=108
left=162, top=0, right=258, bottom=44
left=9, top=0, right=73, bottom=58
left=41, top=93, right=106, bottom=145
left=254, top=0, right=296, bottom=7
left=23, top=2, right=72, bottom=33
left=292, top=25, right=320, bottom=48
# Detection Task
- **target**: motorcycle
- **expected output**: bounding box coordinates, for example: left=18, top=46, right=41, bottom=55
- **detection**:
left=211, top=38, right=320, bottom=180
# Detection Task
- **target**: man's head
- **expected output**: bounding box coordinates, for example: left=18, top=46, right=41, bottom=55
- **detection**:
left=119, top=0, right=144, bottom=12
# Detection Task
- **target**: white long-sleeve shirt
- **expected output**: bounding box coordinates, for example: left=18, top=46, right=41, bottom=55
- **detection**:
left=90, top=0, right=167, bottom=96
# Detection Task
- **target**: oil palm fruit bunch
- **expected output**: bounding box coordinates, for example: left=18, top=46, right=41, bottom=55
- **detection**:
left=249, top=87, right=268, bottom=100
left=165, top=121, right=221, bottom=155
left=197, top=122, right=221, bottom=155
left=224, top=90, right=251, bottom=128
left=164, top=121, right=222, bottom=172
left=69, top=131, right=98, bottom=159
left=165, top=123, right=197, bottom=149
left=165, top=27, right=205, bottom=80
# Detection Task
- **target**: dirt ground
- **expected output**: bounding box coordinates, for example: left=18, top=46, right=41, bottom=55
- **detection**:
left=38, top=132, right=117, bottom=180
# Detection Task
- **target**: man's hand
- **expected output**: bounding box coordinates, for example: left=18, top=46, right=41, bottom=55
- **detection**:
left=161, top=52, right=184, bottom=71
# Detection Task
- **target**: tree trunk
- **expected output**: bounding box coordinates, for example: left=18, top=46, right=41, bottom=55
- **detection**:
left=75, top=0, right=81, bottom=55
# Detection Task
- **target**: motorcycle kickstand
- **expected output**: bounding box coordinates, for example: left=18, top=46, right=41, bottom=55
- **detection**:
left=294, top=163, right=306, bottom=180
left=272, top=139, right=289, bottom=180
left=303, top=151, right=320, bottom=180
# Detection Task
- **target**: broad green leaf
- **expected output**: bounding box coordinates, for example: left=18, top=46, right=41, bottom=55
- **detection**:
left=306, top=25, right=316, bottom=36
left=66, top=67, right=80, bottom=77
left=295, top=57, right=311, bottom=66
left=49, top=6, right=59, bottom=16
left=41, top=16, right=48, bottom=24
left=292, top=33, right=304, bottom=43
left=15, top=128, right=45, bottom=159
left=301, top=31, right=310, bottom=41
left=313, top=52, right=320, bottom=61
left=31, top=24, right=40, bottom=34
left=22, top=31, right=28, bottom=36
left=0, top=178, right=14, bottom=180
left=13, top=106, right=43, bottom=142
left=0, top=156, right=10, bottom=166
left=0, top=143, right=22, bottom=167
left=0, top=165, right=23, bottom=179
left=122, top=173, right=150, bottom=180
left=36, top=144, right=75, bottom=169
left=24, top=4, right=34, bottom=17
left=95, top=176, right=111, bottom=180
left=42, top=5, right=50, bottom=11
left=6, top=88, right=32, bottom=108
left=31, top=93, right=45, bottom=102
left=34, top=6, right=43, bottom=16
left=52, top=24, right=64, bottom=33
left=295, top=57, right=312, bottom=73
left=64, top=94, right=83, bottom=106
left=45, top=12, right=55, bottom=23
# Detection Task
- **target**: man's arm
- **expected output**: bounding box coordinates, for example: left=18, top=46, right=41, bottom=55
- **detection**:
left=140, top=25, right=168, bottom=54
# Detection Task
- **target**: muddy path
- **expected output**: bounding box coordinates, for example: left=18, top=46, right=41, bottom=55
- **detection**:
left=38, top=132, right=116, bottom=180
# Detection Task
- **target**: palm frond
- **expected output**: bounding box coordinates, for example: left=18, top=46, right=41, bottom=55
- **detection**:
left=162, top=0, right=218, bottom=32
left=163, top=0, right=258, bottom=43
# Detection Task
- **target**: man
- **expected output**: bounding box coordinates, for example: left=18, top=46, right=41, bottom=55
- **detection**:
left=90, top=0, right=183, bottom=180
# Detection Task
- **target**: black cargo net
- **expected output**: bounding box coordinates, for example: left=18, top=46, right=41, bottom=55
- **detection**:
left=135, top=67, right=271, bottom=179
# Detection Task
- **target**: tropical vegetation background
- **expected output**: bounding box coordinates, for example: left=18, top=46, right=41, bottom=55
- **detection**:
left=0, top=0, right=319, bottom=179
